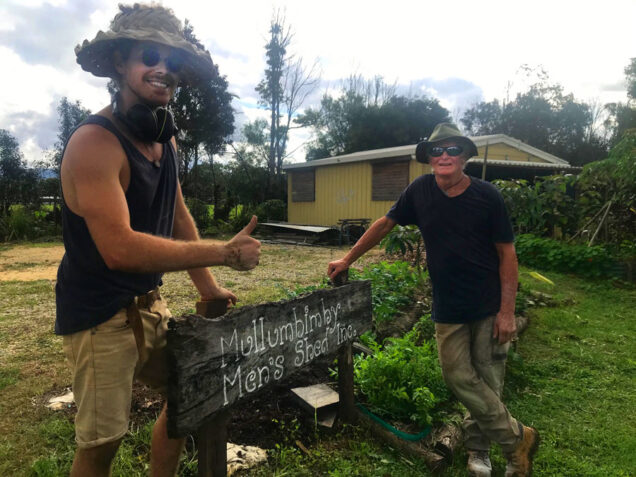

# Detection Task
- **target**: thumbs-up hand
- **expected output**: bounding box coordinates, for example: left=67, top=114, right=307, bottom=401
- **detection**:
left=225, top=216, right=261, bottom=271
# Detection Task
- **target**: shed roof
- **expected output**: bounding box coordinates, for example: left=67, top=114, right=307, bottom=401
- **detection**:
left=467, top=158, right=579, bottom=170
left=283, top=134, right=572, bottom=170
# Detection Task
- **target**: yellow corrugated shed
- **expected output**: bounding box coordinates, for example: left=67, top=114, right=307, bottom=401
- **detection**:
left=287, top=159, right=431, bottom=226
left=285, top=134, right=573, bottom=226
left=478, top=143, right=550, bottom=163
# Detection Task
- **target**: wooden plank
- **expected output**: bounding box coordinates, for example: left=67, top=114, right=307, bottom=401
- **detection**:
left=167, top=280, right=372, bottom=438
left=291, top=384, right=340, bottom=412
left=338, top=343, right=355, bottom=421
left=197, top=410, right=230, bottom=477
left=193, top=299, right=229, bottom=477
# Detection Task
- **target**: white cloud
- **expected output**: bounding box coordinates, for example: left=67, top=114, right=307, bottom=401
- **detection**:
left=1, top=0, right=635, bottom=165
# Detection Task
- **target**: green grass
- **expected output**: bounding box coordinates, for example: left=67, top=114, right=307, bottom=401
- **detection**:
left=498, top=271, right=636, bottom=476
left=242, top=268, right=636, bottom=476
left=1, top=240, right=634, bottom=476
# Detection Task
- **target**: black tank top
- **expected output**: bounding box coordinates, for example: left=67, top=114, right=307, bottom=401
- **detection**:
left=55, top=115, right=178, bottom=335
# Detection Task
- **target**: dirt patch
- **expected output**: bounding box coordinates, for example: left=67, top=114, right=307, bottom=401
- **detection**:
left=0, top=245, right=64, bottom=282
left=0, top=242, right=385, bottom=284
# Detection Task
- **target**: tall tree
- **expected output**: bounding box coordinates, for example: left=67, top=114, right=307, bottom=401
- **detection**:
left=625, top=57, right=636, bottom=103
left=255, top=12, right=290, bottom=195
left=604, top=58, right=636, bottom=146
left=255, top=12, right=320, bottom=198
left=52, top=97, right=91, bottom=170
left=0, top=130, right=39, bottom=215
left=172, top=20, right=235, bottom=207
left=43, top=97, right=91, bottom=225
left=297, top=77, right=450, bottom=159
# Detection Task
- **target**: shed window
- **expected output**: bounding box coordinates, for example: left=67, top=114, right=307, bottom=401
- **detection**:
left=291, top=170, right=315, bottom=202
left=372, top=161, right=409, bottom=201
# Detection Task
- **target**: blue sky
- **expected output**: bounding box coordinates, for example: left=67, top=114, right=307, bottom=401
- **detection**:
left=1, top=0, right=634, bottom=164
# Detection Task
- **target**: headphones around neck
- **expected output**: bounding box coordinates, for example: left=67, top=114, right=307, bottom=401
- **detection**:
left=112, top=94, right=176, bottom=144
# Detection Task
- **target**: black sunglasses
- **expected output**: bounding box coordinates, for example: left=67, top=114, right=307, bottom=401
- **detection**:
left=428, top=145, right=464, bottom=157
left=141, top=48, right=184, bottom=74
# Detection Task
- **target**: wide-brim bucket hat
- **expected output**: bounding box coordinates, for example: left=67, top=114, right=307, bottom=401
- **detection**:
left=415, top=123, right=478, bottom=163
left=75, top=4, right=216, bottom=85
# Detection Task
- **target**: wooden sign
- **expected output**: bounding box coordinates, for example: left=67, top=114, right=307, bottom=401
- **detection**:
left=166, top=280, right=372, bottom=438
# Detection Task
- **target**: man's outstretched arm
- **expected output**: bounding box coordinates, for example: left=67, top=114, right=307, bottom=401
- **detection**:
left=327, top=216, right=397, bottom=279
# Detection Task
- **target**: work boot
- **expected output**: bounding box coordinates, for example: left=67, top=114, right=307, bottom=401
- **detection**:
left=504, top=426, right=540, bottom=476
left=467, top=449, right=492, bottom=476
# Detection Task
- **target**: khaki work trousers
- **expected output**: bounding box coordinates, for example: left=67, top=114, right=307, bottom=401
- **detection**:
left=435, top=315, right=522, bottom=453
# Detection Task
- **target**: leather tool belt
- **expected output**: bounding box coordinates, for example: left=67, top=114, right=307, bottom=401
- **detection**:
left=126, top=289, right=160, bottom=363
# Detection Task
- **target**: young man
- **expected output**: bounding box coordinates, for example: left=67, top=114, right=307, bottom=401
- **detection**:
left=56, top=5, right=260, bottom=476
left=328, top=123, right=539, bottom=477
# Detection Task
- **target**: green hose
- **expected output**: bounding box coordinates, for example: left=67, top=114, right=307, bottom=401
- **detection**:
left=355, top=403, right=431, bottom=441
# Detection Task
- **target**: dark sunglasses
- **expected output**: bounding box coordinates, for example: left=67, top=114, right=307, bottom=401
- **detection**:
left=428, top=145, right=464, bottom=157
left=141, top=48, right=184, bottom=74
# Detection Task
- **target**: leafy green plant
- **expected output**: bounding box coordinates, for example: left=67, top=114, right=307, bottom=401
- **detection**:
left=380, top=225, right=425, bottom=269
left=0, top=205, right=59, bottom=241
left=494, top=175, right=578, bottom=238
left=184, top=197, right=212, bottom=231
left=494, top=131, right=636, bottom=246
left=354, top=326, right=450, bottom=428
left=350, top=261, right=426, bottom=323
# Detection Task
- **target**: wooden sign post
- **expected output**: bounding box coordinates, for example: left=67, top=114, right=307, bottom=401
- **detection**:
left=166, top=277, right=371, bottom=476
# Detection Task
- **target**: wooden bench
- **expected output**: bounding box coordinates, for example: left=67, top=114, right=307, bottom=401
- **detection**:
left=337, top=219, right=371, bottom=245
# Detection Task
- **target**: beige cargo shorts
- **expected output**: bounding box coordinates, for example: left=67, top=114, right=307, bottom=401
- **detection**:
left=62, top=290, right=171, bottom=449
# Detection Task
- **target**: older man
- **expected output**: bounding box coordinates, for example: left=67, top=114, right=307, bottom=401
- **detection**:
left=57, top=4, right=260, bottom=476
left=328, top=123, right=539, bottom=476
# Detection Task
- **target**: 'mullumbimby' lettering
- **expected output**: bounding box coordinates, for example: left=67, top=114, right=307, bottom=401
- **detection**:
left=219, top=297, right=355, bottom=406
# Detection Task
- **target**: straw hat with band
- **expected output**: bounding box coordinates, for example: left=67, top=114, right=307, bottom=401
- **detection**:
left=415, top=123, right=478, bottom=164
left=74, top=3, right=216, bottom=85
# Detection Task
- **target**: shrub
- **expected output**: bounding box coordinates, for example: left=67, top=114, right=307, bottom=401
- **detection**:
left=576, top=130, right=636, bottom=244
left=229, top=204, right=256, bottom=232
left=380, top=225, right=425, bottom=269
left=515, top=234, right=623, bottom=278
left=494, top=175, right=578, bottom=238
left=350, top=261, right=426, bottom=323
left=255, top=199, right=286, bottom=222
left=0, top=205, right=59, bottom=241
left=185, top=197, right=212, bottom=231
left=354, top=325, right=450, bottom=427
left=494, top=131, right=636, bottom=245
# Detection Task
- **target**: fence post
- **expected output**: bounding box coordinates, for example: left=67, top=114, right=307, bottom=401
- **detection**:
left=195, top=299, right=230, bottom=477
left=332, top=270, right=356, bottom=422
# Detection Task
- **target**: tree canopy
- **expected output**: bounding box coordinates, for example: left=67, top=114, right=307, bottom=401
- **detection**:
left=298, top=77, right=450, bottom=160
left=51, top=97, right=91, bottom=169
left=172, top=20, right=235, bottom=192
left=461, top=78, right=608, bottom=167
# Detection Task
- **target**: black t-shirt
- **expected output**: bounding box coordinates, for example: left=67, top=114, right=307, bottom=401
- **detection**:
left=386, top=174, right=514, bottom=324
